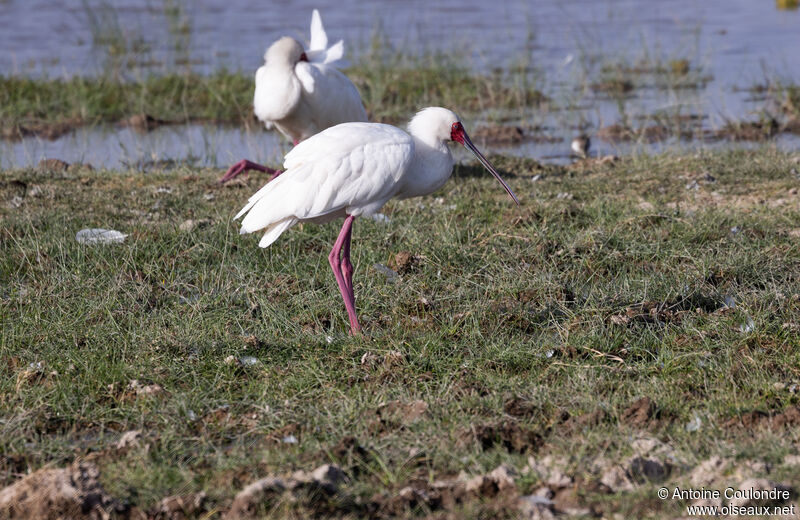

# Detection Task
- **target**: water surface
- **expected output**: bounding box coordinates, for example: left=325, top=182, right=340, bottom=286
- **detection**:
left=1, top=0, right=798, bottom=169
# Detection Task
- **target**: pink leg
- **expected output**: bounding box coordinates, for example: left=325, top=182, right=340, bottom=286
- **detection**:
left=328, top=215, right=361, bottom=334
left=340, top=227, right=354, bottom=300
left=218, top=159, right=279, bottom=184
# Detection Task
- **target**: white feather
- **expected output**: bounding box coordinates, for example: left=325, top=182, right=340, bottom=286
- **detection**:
left=251, top=9, right=366, bottom=144
left=322, top=39, right=344, bottom=64
left=258, top=219, right=297, bottom=248
left=237, top=122, right=415, bottom=247
left=307, top=10, right=345, bottom=66
left=308, top=9, right=327, bottom=52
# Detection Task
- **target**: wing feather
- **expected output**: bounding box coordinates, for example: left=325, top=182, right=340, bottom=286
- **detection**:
left=308, top=9, right=327, bottom=51
left=237, top=123, right=414, bottom=247
left=295, top=63, right=367, bottom=131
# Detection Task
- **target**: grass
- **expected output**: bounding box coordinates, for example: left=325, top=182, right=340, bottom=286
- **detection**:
left=2, top=148, right=800, bottom=517
left=0, top=72, right=253, bottom=135
left=0, top=55, right=545, bottom=139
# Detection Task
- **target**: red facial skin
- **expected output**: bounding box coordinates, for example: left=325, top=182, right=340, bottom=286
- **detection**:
left=448, top=120, right=520, bottom=205
left=450, top=122, right=466, bottom=144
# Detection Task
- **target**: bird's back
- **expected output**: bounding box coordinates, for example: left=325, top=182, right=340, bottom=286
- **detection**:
left=283, top=63, right=367, bottom=141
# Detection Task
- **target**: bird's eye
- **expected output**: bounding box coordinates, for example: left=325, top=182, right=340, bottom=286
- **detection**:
left=450, top=122, right=465, bottom=144
left=299, top=52, right=308, bottom=62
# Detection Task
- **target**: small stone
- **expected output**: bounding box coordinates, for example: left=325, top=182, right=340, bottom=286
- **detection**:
left=27, top=185, right=53, bottom=198
left=464, top=475, right=489, bottom=494
left=600, top=465, right=634, bottom=492
left=128, top=379, right=165, bottom=397
left=139, top=384, right=164, bottom=396
left=116, top=430, right=142, bottom=450
left=545, top=469, right=573, bottom=489
left=783, top=455, right=800, bottom=466
left=179, top=219, right=197, bottom=232
left=690, top=456, right=729, bottom=487
left=373, top=263, right=398, bottom=282
left=517, top=494, right=556, bottom=519
left=732, top=460, right=770, bottom=481
left=226, top=477, right=287, bottom=518
left=239, top=356, right=259, bottom=366
left=552, top=487, right=592, bottom=516
left=0, top=463, right=123, bottom=518
left=310, top=464, right=346, bottom=485
left=75, top=229, right=127, bottom=245
left=685, top=414, right=702, bottom=432
left=360, top=352, right=378, bottom=365
left=488, top=464, right=517, bottom=490
left=383, top=350, right=404, bottom=366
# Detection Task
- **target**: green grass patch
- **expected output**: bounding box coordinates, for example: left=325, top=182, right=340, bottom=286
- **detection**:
left=2, top=149, right=800, bottom=517
left=0, top=57, right=544, bottom=139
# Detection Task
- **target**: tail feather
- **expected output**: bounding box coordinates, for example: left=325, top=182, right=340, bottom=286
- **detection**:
left=257, top=218, right=297, bottom=248
left=235, top=174, right=298, bottom=248
left=235, top=177, right=282, bottom=221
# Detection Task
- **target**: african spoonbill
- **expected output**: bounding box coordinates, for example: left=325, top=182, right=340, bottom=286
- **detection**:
left=235, top=107, right=519, bottom=335
left=220, top=9, right=367, bottom=183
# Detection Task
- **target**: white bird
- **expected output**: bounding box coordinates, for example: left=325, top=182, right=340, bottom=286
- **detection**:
left=220, top=9, right=368, bottom=183
left=236, top=107, right=519, bottom=334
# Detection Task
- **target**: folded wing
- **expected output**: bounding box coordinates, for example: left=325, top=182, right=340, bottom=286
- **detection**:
left=237, top=123, right=414, bottom=247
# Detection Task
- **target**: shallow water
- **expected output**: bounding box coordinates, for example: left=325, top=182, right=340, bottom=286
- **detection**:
left=1, top=0, right=798, bottom=169
left=0, top=124, right=286, bottom=170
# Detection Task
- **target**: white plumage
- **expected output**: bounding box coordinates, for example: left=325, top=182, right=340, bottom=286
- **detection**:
left=236, top=122, right=413, bottom=247
left=235, top=107, right=519, bottom=335
left=219, top=9, right=368, bottom=183
left=306, top=9, right=344, bottom=65
left=253, top=10, right=367, bottom=143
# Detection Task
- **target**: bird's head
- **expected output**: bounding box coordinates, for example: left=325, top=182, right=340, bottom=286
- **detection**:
left=409, top=107, right=519, bottom=205
left=264, top=37, right=309, bottom=67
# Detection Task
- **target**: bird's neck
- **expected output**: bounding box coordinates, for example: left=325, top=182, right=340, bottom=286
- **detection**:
left=397, top=136, right=454, bottom=200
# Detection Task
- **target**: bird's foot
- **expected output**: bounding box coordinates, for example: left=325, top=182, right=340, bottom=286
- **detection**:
left=218, top=159, right=278, bottom=184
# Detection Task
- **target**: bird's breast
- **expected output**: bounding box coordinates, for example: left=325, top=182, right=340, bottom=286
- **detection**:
left=396, top=145, right=454, bottom=200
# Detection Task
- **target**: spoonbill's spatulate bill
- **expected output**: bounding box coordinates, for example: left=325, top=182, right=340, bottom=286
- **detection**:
left=220, top=9, right=367, bottom=184
left=235, top=107, right=519, bottom=335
